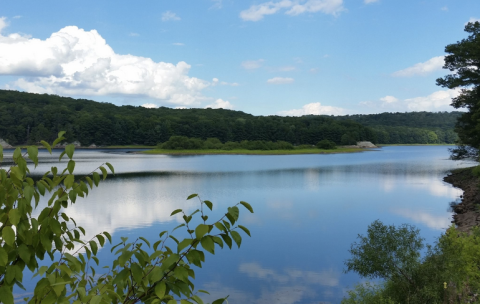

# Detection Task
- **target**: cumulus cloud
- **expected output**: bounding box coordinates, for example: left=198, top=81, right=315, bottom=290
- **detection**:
left=205, top=98, right=234, bottom=109
left=162, top=11, right=181, bottom=22
left=405, top=89, right=460, bottom=111
left=0, top=22, right=213, bottom=106
left=267, top=77, right=294, bottom=84
left=240, top=0, right=344, bottom=21
left=362, top=89, right=461, bottom=112
left=467, top=17, right=480, bottom=24
left=380, top=95, right=398, bottom=104
left=278, top=102, right=345, bottom=116
left=241, top=59, right=264, bottom=69
left=392, top=56, right=445, bottom=77
left=239, top=262, right=340, bottom=287
left=141, top=103, right=157, bottom=108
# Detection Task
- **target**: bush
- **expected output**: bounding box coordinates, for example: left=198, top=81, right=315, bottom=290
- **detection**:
left=316, top=139, right=337, bottom=150
left=0, top=132, right=253, bottom=304
left=343, top=221, right=480, bottom=303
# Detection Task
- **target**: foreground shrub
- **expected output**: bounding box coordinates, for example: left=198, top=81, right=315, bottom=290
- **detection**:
left=0, top=132, right=253, bottom=304
left=343, top=220, right=480, bottom=303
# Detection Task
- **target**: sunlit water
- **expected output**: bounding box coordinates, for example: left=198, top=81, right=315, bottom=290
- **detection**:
left=2, top=146, right=475, bottom=303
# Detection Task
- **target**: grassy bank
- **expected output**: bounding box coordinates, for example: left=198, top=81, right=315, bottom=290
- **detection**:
left=378, top=143, right=455, bottom=146
left=142, top=147, right=366, bottom=155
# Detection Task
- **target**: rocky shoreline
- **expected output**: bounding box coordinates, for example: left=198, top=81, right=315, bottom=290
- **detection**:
left=443, top=167, right=480, bottom=233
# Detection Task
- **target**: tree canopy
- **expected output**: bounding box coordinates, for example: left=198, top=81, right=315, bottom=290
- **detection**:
left=436, top=21, right=480, bottom=157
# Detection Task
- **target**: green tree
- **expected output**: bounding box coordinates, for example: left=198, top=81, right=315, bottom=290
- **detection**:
left=436, top=21, right=480, bottom=158
left=0, top=132, right=253, bottom=304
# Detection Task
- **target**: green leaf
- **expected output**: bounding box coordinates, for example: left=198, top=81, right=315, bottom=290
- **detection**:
left=8, top=209, right=21, bottom=226
left=230, top=231, right=242, bottom=248
left=212, top=297, right=228, bottom=304
left=18, top=244, right=31, bottom=263
left=40, top=140, right=52, bottom=154
left=200, top=236, right=215, bottom=254
left=65, top=144, right=75, bottom=160
left=2, top=226, right=15, bottom=246
left=191, top=295, right=204, bottom=304
left=203, top=200, right=213, bottom=211
left=171, top=209, right=183, bottom=216
left=228, top=206, right=239, bottom=221
left=64, top=174, right=74, bottom=189
left=99, top=166, right=108, bottom=180
left=131, top=263, right=144, bottom=283
left=240, top=201, right=254, bottom=213
left=238, top=225, right=251, bottom=237
left=0, top=285, right=13, bottom=304
left=178, top=238, right=193, bottom=252
left=89, top=240, right=98, bottom=255
left=58, top=131, right=66, bottom=138
left=139, top=236, right=150, bottom=247
left=195, top=224, right=209, bottom=240
left=220, top=234, right=232, bottom=249
left=167, top=300, right=177, bottom=304
left=67, top=160, right=75, bottom=174
left=174, top=266, right=189, bottom=282
left=37, top=180, right=46, bottom=196
left=103, top=231, right=112, bottom=243
left=0, top=145, right=3, bottom=162
left=27, top=146, right=39, bottom=167
left=58, top=151, right=67, bottom=161
left=106, top=162, right=115, bottom=174
left=92, top=172, right=100, bottom=186
left=0, top=248, right=8, bottom=266
left=96, top=235, right=105, bottom=247
left=155, top=281, right=166, bottom=299
left=187, top=193, right=198, bottom=200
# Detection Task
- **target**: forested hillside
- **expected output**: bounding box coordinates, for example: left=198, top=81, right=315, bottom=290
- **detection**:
left=333, top=112, right=461, bottom=144
left=0, top=90, right=459, bottom=146
left=0, top=90, right=375, bottom=146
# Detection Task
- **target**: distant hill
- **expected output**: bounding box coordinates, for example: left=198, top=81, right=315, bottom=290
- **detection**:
left=331, top=112, right=461, bottom=144
left=0, top=90, right=459, bottom=146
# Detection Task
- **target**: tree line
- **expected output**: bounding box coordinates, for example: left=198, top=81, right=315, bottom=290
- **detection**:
left=0, top=89, right=459, bottom=146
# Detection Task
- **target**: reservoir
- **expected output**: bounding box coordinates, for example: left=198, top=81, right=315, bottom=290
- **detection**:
left=3, top=146, right=475, bottom=303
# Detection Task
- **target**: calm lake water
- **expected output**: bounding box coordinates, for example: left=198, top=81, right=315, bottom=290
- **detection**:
left=3, top=146, right=476, bottom=303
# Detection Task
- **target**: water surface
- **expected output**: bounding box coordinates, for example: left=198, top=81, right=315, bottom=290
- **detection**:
left=2, top=146, right=474, bottom=303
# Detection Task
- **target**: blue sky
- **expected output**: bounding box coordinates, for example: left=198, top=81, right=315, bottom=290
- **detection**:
left=0, top=0, right=478, bottom=116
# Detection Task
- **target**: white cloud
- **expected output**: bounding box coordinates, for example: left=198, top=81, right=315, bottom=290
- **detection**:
left=267, top=77, right=294, bottom=84
left=161, top=11, right=181, bottom=22
left=405, top=89, right=460, bottom=111
left=392, top=56, right=444, bottom=77
left=210, top=0, right=223, bottom=9
left=12, top=15, right=22, bottom=19
left=239, top=262, right=340, bottom=287
left=0, top=21, right=211, bottom=106
left=468, top=17, right=480, bottom=24
left=393, top=209, right=451, bottom=230
left=141, top=103, right=157, bottom=108
left=278, top=102, right=345, bottom=116
left=205, top=98, right=234, bottom=109
left=241, top=59, right=264, bottom=69
left=364, top=0, right=379, bottom=3
left=0, top=17, right=8, bottom=33
left=172, top=42, right=184, bottom=46
left=128, top=32, right=139, bottom=37
left=380, top=95, right=398, bottom=104
left=240, top=0, right=344, bottom=21
left=309, top=68, right=319, bottom=73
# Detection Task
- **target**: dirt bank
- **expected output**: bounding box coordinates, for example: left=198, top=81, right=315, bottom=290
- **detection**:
left=443, top=167, right=480, bottom=233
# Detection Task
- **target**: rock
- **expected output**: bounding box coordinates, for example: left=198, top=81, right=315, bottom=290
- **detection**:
left=88, top=144, right=97, bottom=148
left=0, top=138, right=13, bottom=148
left=356, top=141, right=377, bottom=148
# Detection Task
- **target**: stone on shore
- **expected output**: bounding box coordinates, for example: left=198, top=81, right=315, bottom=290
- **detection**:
left=0, top=138, right=13, bottom=148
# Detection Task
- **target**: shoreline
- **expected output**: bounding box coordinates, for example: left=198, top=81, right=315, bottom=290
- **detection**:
left=443, top=167, right=480, bottom=233
left=140, top=147, right=371, bottom=155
